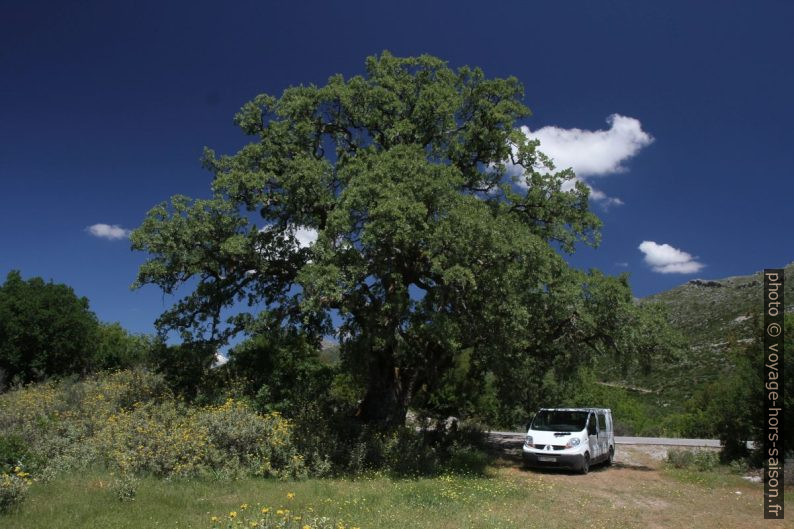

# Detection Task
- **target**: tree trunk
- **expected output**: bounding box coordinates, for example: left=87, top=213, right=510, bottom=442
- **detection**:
left=358, top=361, right=411, bottom=429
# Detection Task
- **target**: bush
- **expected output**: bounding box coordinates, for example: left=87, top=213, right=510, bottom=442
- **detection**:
left=0, top=369, right=308, bottom=481
left=665, top=448, right=720, bottom=471
left=0, top=368, right=172, bottom=476
left=0, top=434, right=36, bottom=474
left=0, top=468, right=31, bottom=513
left=109, top=472, right=138, bottom=502
left=96, top=398, right=306, bottom=480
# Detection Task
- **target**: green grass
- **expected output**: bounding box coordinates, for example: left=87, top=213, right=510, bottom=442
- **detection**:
left=1, top=469, right=529, bottom=529
left=3, top=461, right=786, bottom=529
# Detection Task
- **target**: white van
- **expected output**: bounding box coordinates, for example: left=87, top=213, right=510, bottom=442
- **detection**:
left=522, top=407, right=614, bottom=474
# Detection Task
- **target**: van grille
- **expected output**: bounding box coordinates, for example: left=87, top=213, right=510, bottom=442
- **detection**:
left=533, top=444, right=566, bottom=451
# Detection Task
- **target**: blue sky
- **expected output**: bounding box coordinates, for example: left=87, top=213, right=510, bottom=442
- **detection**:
left=1, top=0, right=792, bottom=336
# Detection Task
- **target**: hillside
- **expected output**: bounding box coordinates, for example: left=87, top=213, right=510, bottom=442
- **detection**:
left=614, top=263, right=793, bottom=398
left=644, top=262, right=794, bottom=346
left=590, top=264, right=792, bottom=434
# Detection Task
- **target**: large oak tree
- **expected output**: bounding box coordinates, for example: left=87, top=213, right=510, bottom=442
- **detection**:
left=132, top=52, right=663, bottom=427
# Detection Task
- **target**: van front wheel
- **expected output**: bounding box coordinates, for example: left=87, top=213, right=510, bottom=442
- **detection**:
left=580, top=453, right=590, bottom=474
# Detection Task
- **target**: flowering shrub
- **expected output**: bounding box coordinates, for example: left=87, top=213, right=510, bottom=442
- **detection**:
left=208, top=494, right=360, bottom=529
left=0, top=369, right=172, bottom=476
left=0, top=467, right=31, bottom=513
left=0, top=370, right=306, bottom=481
left=97, top=398, right=306, bottom=479
left=109, top=471, right=138, bottom=502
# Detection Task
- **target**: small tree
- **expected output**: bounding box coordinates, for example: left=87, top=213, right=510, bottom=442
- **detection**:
left=708, top=314, right=793, bottom=463
left=0, top=270, right=98, bottom=385
left=94, top=322, right=158, bottom=371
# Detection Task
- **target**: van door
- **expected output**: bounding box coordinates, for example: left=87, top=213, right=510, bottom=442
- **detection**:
left=587, top=412, right=599, bottom=459
left=597, top=412, right=608, bottom=461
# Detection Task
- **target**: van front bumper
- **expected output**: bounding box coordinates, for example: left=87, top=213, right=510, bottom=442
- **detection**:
left=522, top=450, right=586, bottom=471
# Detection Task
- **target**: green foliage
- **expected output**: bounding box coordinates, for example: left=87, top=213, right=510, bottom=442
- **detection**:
left=0, top=369, right=307, bottom=481
left=109, top=472, right=138, bottom=502
left=150, top=341, right=217, bottom=401
left=0, top=435, right=37, bottom=475
left=711, top=314, right=792, bottom=462
left=0, top=270, right=99, bottom=385
left=0, top=369, right=172, bottom=476
left=547, top=367, right=661, bottom=435
left=290, top=389, right=487, bottom=477
left=665, top=448, right=720, bottom=471
left=226, top=332, right=331, bottom=417
left=130, top=52, right=675, bottom=429
left=93, top=322, right=158, bottom=372
left=661, top=314, right=793, bottom=463
left=97, top=398, right=306, bottom=480
left=0, top=470, right=30, bottom=514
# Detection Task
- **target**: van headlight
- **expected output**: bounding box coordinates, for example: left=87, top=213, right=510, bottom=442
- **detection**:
left=524, top=435, right=533, bottom=447
left=565, top=438, right=580, bottom=448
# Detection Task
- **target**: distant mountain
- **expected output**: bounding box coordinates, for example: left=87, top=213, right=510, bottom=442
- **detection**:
left=644, top=262, right=793, bottom=346
left=597, top=264, right=792, bottom=412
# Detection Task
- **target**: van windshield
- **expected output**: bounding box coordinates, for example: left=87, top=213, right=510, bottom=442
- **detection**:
left=531, top=410, right=589, bottom=432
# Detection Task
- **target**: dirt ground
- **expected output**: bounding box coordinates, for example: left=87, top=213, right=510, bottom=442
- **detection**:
left=490, top=441, right=792, bottom=529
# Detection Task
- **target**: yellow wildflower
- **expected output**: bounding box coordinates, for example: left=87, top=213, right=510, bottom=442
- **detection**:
left=240, top=503, right=249, bottom=510
left=261, top=507, right=270, bottom=514
left=287, top=492, right=295, bottom=500
left=229, top=511, right=238, bottom=518
left=210, top=516, right=219, bottom=522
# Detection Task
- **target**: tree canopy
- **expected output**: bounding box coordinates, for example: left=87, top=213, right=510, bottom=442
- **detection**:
left=132, top=52, right=671, bottom=427
left=0, top=270, right=98, bottom=385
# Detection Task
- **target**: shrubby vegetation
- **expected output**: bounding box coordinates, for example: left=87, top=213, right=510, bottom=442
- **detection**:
left=665, top=448, right=720, bottom=472
left=681, top=314, right=793, bottom=463
left=0, top=467, right=31, bottom=513
left=0, top=271, right=100, bottom=386
left=0, top=370, right=306, bottom=485
left=0, top=271, right=158, bottom=389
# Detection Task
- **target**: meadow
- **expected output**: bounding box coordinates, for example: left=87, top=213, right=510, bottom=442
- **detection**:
left=1, top=369, right=789, bottom=529
left=1, top=452, right=787, bottom=529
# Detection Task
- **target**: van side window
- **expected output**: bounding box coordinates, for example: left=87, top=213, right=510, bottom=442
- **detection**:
left=587, top=413, right=597, bottom=435
left=598, top=413, right=606, bottom=432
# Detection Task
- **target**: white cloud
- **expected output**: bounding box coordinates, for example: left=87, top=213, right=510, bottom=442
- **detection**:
left=86, top=223, right=131, bottom=240
left=516, top=114, right=653, bottom=206
left=638, top=241, right=705, bottom=274
left=213, top=352, right=229, bottom=368
left=257, top=224, right=318, bottom=250
left=293, top=226, right=318, bottom=248
left=524, top=114, right=653, bottom=177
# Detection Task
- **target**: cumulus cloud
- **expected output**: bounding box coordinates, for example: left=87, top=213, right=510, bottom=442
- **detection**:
left=524, top=114, right=653, bottom=177
left=86, top=223, right=131, bottom=240
left=213, top=352, right=229, bottom=368
left=516, top=114, right=653, bottom=206
left=256, top=224, right=318, bottom=256
left=638, top=241, right=705, bottom=274
left=293, top=226, right=318, bottom=248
